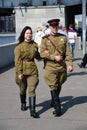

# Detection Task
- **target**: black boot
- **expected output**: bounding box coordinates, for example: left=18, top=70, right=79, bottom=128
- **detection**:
left=50, top=87, right=61, bottom=107
left=29, top=96, right=39, bottom=118
left=20, top=94, right=27, bottom=111
left=51, top=90, right=62, bottom=117
left=77, top=63, right=85, bottom=68
left=50, top=91, right=55, bottom=108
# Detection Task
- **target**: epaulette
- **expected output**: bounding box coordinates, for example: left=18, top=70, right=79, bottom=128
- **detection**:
left=57, top=33, right=66, bottom=36
left=42, top=34, right=50, bottom=39
left=31, top=39, right=34, bottom=43
left=29, top=39, right=35, bottom=44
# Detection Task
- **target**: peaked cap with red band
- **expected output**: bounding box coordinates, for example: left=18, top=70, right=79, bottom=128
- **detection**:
left=47, top=19, right=60, bottom=26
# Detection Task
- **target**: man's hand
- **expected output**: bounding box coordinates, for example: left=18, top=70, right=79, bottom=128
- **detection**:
left=67, top=66, right=73, bottom=72
left=44, top=50, right=49, bottom=54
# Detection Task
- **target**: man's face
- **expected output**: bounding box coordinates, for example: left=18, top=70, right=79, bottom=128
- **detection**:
left=49, top=25, right=58, bottom=35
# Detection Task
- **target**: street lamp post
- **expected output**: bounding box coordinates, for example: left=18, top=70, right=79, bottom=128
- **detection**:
left=82, top=0, right=86, bottom=56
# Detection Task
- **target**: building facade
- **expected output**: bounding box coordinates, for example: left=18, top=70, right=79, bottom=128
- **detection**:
left=0, top=0, right=59, bottom=7
left=0, top=0, right=65, bottom=37
left=15, top=6, right=65, bottom=40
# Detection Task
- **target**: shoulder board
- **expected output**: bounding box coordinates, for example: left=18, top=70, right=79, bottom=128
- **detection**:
left=30, top=39, right=34, bottom=43
left=57, top=33, right=66, bottom=36
left=42, top=34, right=50, bottom=39
left=28, top=40, right=35, bottom=44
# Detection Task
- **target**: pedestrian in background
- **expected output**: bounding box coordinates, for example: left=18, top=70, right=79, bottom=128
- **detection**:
left=14, top=26, right=40, bottom=118
left=58, top=24, right=67, bottom=36
left=40, top=19, right=73, bottom=117
left=77, top=27, right=82, bottom=50
left=77, top=53, right=87, bottom=68
left=44, top=24, right=51, bottom=35
left=67, top=24, right=77, bottom=59
left=34, top=26, right=45, bottom=52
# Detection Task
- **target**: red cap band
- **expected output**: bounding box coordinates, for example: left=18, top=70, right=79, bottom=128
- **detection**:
left=50, top=22, right=58, bottom=24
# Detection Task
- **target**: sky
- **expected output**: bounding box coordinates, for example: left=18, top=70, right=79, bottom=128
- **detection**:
left=75, top=15, right=82, bottom=21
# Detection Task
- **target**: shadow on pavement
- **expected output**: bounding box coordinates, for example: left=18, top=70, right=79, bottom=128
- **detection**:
left=36, top=96, right=87, bottom=116
left=68, top=71, right=87, bottom=77
left=61, top=96, right=87, bottom=115
left=36, top=100, right=51, bottom=115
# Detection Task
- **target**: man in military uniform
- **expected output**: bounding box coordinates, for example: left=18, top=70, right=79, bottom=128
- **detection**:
left=40, top=19, right=73, bottom=117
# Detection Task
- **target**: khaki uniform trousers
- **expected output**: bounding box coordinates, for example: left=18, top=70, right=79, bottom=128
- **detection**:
left=44, top=68, right=67, bottom=91
left=15, top=74, right=39, bottom=97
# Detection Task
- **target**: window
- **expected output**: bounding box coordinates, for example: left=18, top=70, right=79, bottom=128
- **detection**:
left=0, top=15, right=15, bottom=33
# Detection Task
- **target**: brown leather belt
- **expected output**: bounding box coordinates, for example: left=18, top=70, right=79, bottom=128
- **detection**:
left=23, top=58, right=34, bottom=62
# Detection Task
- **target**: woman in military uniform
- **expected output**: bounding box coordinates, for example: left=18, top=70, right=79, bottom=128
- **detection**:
left=40, top=19, right=73, bottom=117
left=14, top=26, right=40, bottom=118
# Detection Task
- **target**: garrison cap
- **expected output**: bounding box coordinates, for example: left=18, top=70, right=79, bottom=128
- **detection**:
left=47, top=19, right=60, bottom=26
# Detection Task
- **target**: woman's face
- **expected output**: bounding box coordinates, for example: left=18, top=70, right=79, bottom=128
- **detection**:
left=24, top=29, right=32, bottom=41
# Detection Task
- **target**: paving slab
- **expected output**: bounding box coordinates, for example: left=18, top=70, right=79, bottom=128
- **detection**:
left=0, top=42, right=87, bottom=130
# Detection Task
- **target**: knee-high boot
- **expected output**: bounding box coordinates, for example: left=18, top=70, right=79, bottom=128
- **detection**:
left=29, top=96, right=39, bottom=118
left=50, top=87, right=61, bottom=107
left=20, top=94, right=27, bottom=111
left=51, top=90, right=62, bottom=117
left=50, top=91, right=55, bottom=107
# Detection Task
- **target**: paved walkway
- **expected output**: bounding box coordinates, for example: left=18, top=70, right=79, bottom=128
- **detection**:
left=0, top=43, right=87, bottom=130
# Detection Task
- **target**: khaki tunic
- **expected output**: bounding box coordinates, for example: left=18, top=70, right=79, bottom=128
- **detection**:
left=40, top=34, right=73, bottom=90
left=14, top=40, right=39, bottom=76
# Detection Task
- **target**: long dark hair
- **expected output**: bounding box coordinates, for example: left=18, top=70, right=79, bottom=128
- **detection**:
left=18, top=26, right=32, bottom=44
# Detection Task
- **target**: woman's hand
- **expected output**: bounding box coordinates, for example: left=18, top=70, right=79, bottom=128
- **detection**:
left=55, top=55, right=63, bottom=62
left=18, top=74, right=23, bottom=80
